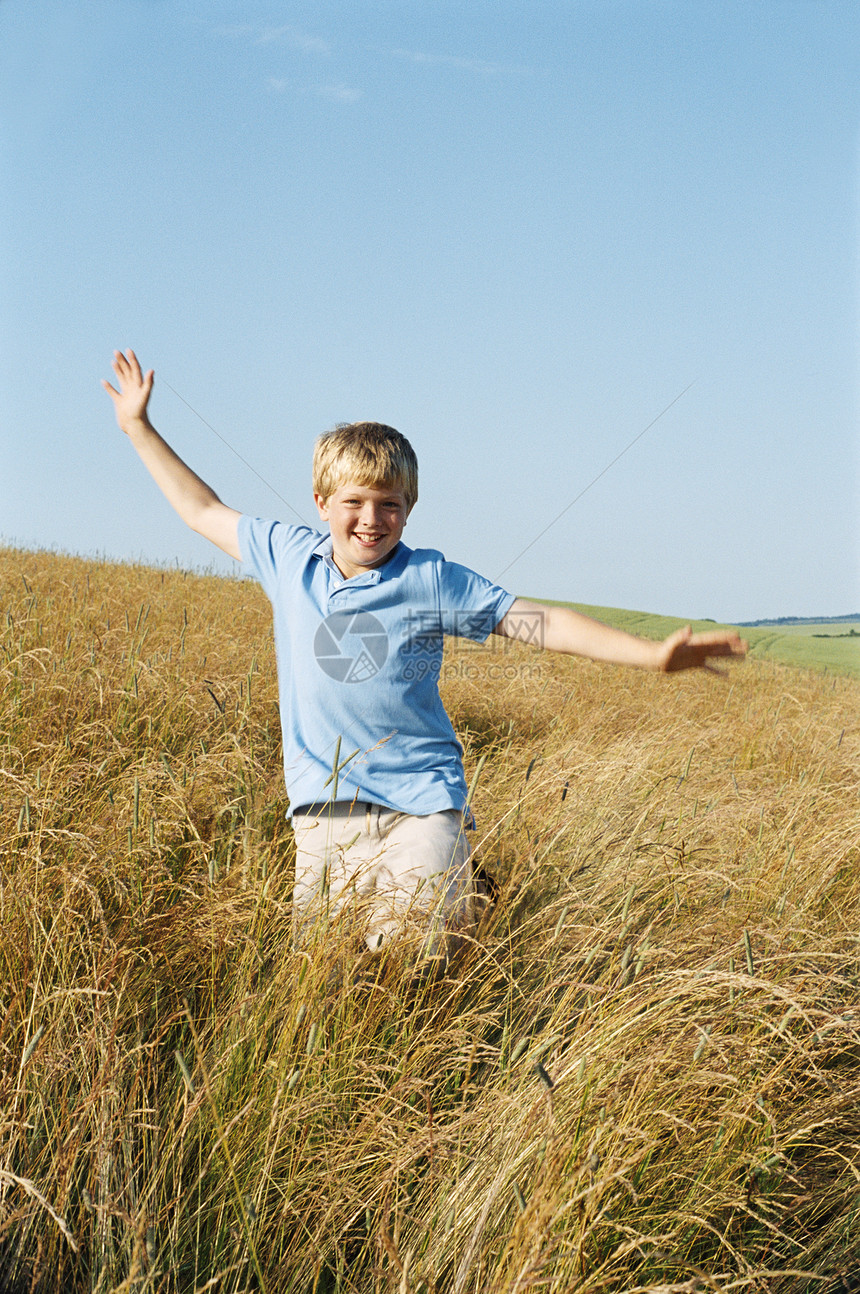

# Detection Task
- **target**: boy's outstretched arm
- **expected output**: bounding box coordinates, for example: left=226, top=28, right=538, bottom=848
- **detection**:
left=102, top=350, right=242, bottom=561
left=495, top=598, right=747, bottom=674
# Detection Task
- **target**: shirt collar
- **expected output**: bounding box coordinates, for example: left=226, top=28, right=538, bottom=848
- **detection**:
left=311, top=534, right=410, bottom=585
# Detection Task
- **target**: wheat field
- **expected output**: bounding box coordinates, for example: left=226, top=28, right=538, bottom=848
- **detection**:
left=1, top=544, right=858, bottom=1294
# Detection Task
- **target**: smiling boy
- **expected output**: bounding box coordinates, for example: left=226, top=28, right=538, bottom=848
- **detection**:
left=315, top=482, right=407, bottom=578
left=104, top=349, right=746, bottom=966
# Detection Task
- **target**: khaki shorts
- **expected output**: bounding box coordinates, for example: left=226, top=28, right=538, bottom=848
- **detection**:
left=291, top=800, right=475, bottom=956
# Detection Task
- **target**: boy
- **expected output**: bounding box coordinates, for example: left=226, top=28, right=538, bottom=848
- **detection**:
left=104, top=349, right=746, bottom=964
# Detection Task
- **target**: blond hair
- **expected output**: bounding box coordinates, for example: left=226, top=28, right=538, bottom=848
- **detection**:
left=312, top=422, right=419, bottom=511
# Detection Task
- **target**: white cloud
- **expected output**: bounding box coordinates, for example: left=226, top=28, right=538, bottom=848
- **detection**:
left=265, top=79, right=361, bottom=104
left=315, top=84, right=362, bottom=103
left=390, top=48, right=529, bottom=76
left=257, top=25, right=330, bottom=54
left=210, top=22, right=358, bottom=101
left=211, top=22, right=330, bottom=53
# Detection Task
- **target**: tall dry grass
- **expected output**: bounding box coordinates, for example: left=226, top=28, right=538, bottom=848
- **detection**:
left=1, top=544, right=858, bottom=1294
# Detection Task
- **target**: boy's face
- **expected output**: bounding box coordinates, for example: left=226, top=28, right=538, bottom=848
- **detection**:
left=314, top=480, right=410, bottom=579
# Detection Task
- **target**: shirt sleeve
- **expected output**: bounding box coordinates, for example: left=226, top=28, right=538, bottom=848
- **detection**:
left=238, top=516, right=320, bottom=601
left=436, top=559, right=516, bottom=641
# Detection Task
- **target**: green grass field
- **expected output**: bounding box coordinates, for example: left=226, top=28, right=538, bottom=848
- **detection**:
left=543, top=602, right=860, bottom=679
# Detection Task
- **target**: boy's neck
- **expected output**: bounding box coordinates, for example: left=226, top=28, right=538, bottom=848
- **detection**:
left=330, top=542, right=401, bottom=580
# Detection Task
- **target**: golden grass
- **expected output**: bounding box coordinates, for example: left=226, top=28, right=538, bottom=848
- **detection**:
left=1, top=544, right=859, bottom=1293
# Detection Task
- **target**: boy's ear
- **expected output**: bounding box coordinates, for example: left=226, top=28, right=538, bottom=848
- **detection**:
left=313, top=492, right=329, bottom=520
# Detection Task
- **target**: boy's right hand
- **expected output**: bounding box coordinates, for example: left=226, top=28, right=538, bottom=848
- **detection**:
left=102, top=349, right=154, bottom=434
left=101, top=347, right=242, bottom=561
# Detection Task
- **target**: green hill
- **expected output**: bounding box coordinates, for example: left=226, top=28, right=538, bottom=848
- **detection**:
left=539, top=600, right=860, bottom=678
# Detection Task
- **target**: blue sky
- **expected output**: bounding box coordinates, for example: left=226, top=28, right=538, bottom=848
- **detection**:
left=2, top=0, right=858, bottom=622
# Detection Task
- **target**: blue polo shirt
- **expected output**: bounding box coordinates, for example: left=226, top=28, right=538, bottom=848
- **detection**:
left=239, top=516, right=516, bottom=815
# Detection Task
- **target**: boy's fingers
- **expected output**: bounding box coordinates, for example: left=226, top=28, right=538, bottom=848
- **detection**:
left=690, top=632, right=747, bottom=656
left=110, top=350, right=152, bottom=391
left=660, top=626, right=745, bottom=673
left=664, top=625, right=691, bottom=649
